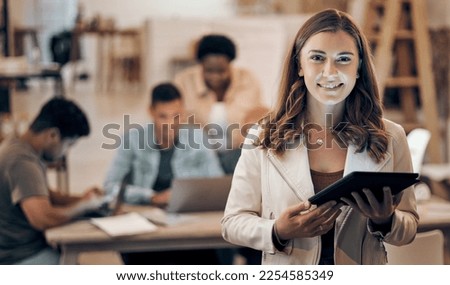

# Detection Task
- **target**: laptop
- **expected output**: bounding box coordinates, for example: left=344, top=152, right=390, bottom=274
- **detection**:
left=78, top=180, right=127, bottom=219
left=166, top=175, right=233, bottom=213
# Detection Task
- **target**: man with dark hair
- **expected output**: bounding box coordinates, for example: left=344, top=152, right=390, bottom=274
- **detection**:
left=151, top=82, right=182, bottom=104
left=29, top=98, right=90, bottom=139
left=0, top=98, right=104, bottom=265
left=103, top=82, right=225, bottom=264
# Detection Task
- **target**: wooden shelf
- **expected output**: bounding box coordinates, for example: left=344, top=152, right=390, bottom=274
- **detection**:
left=363, top=0, right=443, bottom=163
left=385, top=76, right=419, bottom=88
left=368, top=30, right=414, bottom=42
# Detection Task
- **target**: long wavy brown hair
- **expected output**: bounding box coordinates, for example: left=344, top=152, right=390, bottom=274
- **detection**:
left=257, top=9, right=388, bottom=163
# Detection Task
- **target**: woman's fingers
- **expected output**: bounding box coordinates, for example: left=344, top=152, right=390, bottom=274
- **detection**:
left=295, top=201, right=341, bottom=232
left=287, top=201, right=313, bottom=217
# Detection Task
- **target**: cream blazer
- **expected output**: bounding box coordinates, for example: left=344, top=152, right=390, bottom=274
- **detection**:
left=221, top=119, right=419, bottom=264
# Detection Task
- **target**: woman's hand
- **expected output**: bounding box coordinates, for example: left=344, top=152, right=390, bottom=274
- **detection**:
left=341, top=187, right=402, bottom=225
left=274, top=200, right=342, bottom=240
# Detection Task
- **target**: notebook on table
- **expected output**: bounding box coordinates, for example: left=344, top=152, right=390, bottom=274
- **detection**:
left=90, top=212, right=158, bottom=237
left=166, top=175, right=233, bottom=213
left=308, top=171, right=420, bottom=206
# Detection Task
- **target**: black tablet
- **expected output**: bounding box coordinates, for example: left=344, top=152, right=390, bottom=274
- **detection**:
left=308, top=171, right=420, bottom=205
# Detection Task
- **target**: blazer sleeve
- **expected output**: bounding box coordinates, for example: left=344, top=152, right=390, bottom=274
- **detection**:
left=221, top=127, right=278, bottom=253
left=369, top=122, right=419, bottom=245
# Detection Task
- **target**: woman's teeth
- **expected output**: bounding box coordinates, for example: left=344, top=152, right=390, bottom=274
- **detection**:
left=318, top=83, right=343, bottom=89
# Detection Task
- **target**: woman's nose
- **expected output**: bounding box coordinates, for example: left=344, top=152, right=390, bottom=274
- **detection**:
left=322, top=60, right=338, bottom=77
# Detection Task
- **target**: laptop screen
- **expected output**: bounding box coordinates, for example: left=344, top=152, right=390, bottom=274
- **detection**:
left=166, top=175, right=233, bottom=213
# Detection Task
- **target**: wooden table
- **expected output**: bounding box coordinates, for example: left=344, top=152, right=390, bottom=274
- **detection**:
left=45, top=208, right=233, bottom=265
left=46, top=197, right=450, bottom=265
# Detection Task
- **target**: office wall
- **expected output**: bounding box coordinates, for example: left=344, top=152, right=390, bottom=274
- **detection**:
left=78, top=0, right=236, bottom=28
left=427, top=0, right=450, bottom=29
left=77, top=0, right=450, bottom=28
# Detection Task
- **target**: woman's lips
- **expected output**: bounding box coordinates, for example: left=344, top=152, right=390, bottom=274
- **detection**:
left=317, top=82, right=344, bottom=89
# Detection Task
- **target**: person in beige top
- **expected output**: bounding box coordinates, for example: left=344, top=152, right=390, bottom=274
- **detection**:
left=174, top=34, right=266, bottom=175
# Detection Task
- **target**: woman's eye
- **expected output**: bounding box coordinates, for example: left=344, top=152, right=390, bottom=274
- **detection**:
left=310, top=55, right=325, bottom=61
left=337, top=56, right=352, bottom=63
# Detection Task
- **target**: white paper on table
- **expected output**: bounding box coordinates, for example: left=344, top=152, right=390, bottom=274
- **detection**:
left=91, top=212, right=158, bottom=237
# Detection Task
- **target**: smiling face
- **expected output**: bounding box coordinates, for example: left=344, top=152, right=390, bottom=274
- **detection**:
left=299, top=30, right=360, bottom=106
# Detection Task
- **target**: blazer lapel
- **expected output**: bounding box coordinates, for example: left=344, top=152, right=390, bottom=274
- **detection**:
left=267, top=143, right=314, bottom=201
left=344, top=144, right=392, bottom=175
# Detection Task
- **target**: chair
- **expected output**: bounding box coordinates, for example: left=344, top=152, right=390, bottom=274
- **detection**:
left=107, top=27, right=142, bottom=91
left=384, top=229, right=444, bottom=265
left=407, top=128, right=431, bottom=174
left=407, top=128, right=432, bottom=201
left=13, top=27, right=40, bottom=61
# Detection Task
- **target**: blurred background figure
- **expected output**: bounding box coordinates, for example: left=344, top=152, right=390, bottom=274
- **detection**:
left=174, top=33, right=268, bottom=265
left=0, top=97, right=104, bottom=265
left=174, top=34, right=267, bottom=175
left=103, top=82, right=227, bottom=265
